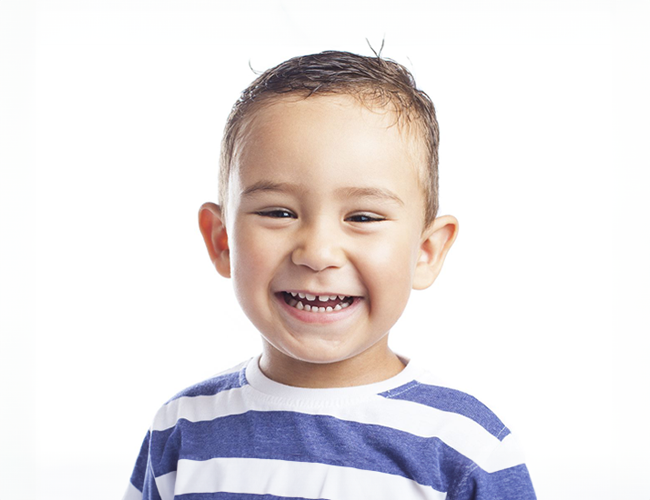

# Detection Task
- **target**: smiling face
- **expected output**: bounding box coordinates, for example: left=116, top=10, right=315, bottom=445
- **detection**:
left=200, top=94, right=457, bottom=387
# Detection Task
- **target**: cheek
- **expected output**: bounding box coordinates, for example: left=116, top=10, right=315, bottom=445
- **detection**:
left=229, top=227, right=271, bottom=292
left=228, top=230, right=279, bottom=330
left=360, top=236, right=419, bottom=296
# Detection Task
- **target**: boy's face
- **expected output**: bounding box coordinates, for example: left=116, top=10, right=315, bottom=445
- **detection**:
left=202, top=95, right=457, bottom=386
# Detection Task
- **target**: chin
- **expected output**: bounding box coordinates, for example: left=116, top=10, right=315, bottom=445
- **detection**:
left=265, top=336, right=357, bottom=365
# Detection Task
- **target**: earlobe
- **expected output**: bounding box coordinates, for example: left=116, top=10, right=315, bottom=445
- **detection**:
left=198, top=202, right=231, bottom=278
left=412, top=215, right=459, bottom=290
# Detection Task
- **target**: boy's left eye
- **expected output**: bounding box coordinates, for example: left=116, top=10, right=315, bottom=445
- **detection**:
left=345, top=213, right=385, bottom=223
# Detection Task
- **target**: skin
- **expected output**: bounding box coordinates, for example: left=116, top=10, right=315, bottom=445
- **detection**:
left=199, top=95, right=458, bottom=388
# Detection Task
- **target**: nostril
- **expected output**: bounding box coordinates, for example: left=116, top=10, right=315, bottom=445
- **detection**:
left=290, top=243, right=345, bottom=272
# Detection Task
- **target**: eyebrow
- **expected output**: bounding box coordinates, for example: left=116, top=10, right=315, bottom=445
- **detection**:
left=241, top=181, right=404, bottom=206
left=241, top=181, right=299, bottom=197
left=335, top=186, right=405, bottom=206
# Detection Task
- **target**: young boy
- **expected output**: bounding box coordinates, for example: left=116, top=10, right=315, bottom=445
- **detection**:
left=123, top=51, right=536, bottom=500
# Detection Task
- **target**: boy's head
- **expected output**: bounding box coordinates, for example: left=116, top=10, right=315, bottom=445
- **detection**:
left=219, top=50, right=440, bottom=227
left=200, top=50, right=458, bottom=387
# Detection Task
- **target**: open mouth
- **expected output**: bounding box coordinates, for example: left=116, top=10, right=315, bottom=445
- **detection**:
left=279, top=291, right=356, bottom=313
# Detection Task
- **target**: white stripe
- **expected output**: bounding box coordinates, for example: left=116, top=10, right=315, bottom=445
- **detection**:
left=121, top=482, right=142, bottom=500
left=152, top=384, right=523, bottom=473
left=174, top=457, right=447, bottom=500
left=155, top=470, right=177, bottom=500
left=483, top=433, right=526, bottom=472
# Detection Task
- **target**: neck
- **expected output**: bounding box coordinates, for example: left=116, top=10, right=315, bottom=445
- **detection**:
left=259, top=341, right=406, bottom=388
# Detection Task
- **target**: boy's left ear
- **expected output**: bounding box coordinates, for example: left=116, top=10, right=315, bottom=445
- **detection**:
left=412, top=215, right=459, bottom=290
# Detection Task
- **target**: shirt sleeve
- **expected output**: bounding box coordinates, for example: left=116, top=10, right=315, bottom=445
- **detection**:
left=449, top=432, right=537, bottom=500
left=453, top=463, right=536, bottom=500
left=122, top=431, right=163, bottom=500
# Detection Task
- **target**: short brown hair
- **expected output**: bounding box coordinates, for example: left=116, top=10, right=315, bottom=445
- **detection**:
left=220, top=50, right=440, bottom=226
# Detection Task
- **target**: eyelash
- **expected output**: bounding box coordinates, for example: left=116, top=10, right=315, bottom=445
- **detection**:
left=255, top=209, right=296, bottom=219
left=345, top=213, right=386, bottom=223
left=255, top=210, right=385, bottom=223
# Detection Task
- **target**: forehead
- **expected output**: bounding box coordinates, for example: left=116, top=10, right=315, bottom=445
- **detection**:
left=232, top=94, right=426, bottom=187
left=226, top=95, right=428, bottom=227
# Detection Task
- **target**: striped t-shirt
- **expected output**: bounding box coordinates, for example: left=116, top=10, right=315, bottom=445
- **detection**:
left=123, top=356, right=536, bottom=500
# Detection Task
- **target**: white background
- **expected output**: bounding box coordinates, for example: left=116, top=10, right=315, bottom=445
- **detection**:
left=1, top=1, right=648, bottom=499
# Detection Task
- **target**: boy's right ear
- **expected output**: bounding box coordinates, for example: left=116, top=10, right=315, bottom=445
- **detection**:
left=198, top=202, right=231, bottom=278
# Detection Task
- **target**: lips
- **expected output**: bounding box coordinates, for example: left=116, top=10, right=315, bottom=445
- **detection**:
left=280, top=291, right=355, bottom=313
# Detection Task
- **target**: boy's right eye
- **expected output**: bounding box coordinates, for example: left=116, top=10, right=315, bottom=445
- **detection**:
left=255, top=209, right=296, bottom=219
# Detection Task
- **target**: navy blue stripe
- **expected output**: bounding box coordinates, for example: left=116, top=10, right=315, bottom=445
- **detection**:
left=455, top=463, right=536, bottom=500
left=143, top=465, right=163, bottom=500
left=130, top=431, right=150, bottom=491
left=149, top=411, right=471, bottom=491
left=177, top=494, right=327, bottom=500
left=129, top=430, right=163, bottom=499
left=167, top=367, right=248, bottom=403
left=379, top=382, right=509, bottom=440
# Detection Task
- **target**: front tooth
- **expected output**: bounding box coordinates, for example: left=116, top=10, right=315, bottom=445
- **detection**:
left=326, top=306, right=333, bottom=312
left=318, top=307, right=326, bottom=313
left=305, top=293, right=316, bottom=301
left=296, top=301, right=304, bottom=310
left=298, top=293, right=305, bottom=299
left=329, top=295, right=337, bottom=301
left=318, top=295, right=329, bottom=302
left=304, top=304, right=311, bottom=312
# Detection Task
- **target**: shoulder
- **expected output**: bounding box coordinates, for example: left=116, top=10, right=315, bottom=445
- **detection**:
left=379, top=367, right=510, bottom=441
left=379, top=363, right=535, bottom=494
left=148, top=359, right=251, bottom=433
left=166, top=359, right=249, bottom=402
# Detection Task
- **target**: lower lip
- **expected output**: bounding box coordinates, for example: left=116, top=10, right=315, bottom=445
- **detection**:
left=275, top=293, right=362, bottom=324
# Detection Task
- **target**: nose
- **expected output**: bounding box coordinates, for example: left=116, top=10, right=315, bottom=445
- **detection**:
left=290, top=218, right=346, bottom=272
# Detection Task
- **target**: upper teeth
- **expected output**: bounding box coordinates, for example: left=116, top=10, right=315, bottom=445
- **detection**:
left=289, top=292, right=344, bottom=302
